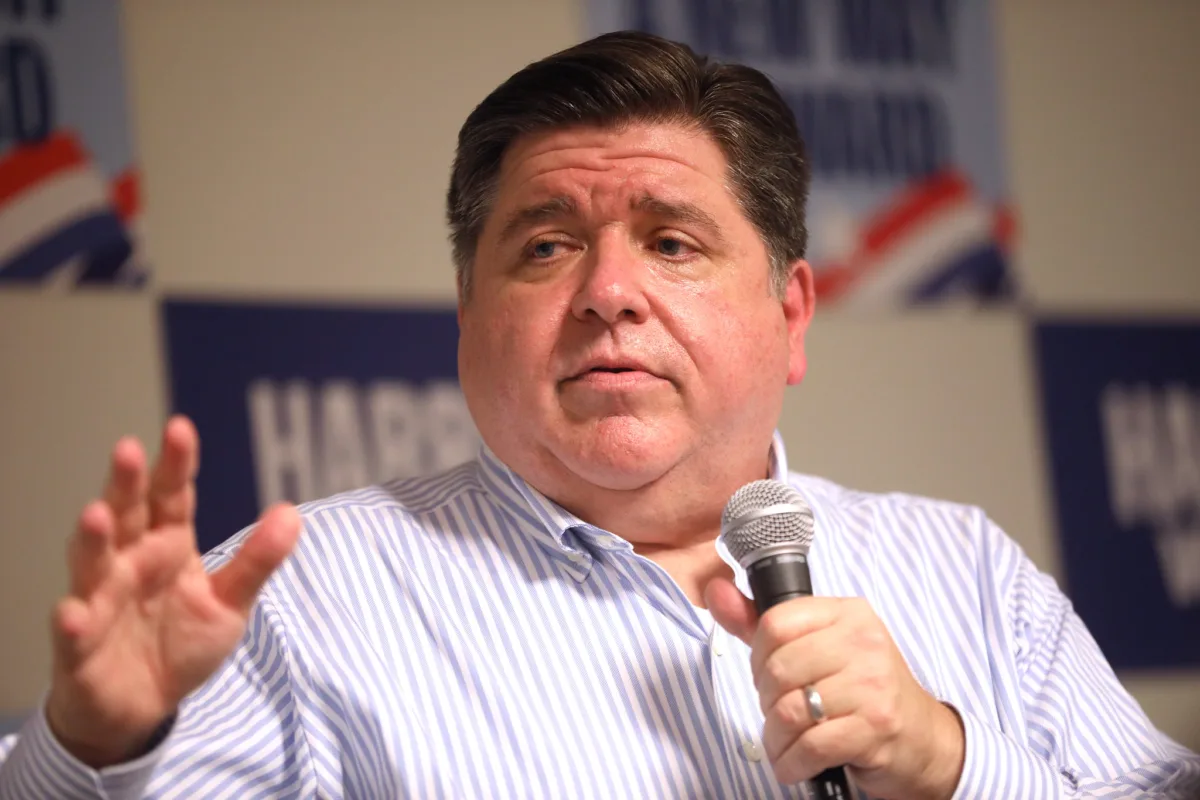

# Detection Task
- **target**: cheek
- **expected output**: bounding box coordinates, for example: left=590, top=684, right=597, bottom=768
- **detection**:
left=677, top=294, right=788, bottom=395
left=461, top=293, right=557, bottom=387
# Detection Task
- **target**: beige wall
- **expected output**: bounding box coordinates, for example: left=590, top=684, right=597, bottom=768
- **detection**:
left=2, top=0, right=1198, bottom=752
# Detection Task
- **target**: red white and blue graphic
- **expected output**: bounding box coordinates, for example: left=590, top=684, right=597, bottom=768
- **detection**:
left=1, top=1, right=147, bottom=288
left=586, top=0, right=1018, bottom=309
left=813, top=169, right=1016, bottom=307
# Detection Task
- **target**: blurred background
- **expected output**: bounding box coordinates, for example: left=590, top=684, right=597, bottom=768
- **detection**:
left=2, top=0, right=1199, bottom=753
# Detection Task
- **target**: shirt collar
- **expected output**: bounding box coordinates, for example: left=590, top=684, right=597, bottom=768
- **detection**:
left=476, top=432, right=792, bottom=583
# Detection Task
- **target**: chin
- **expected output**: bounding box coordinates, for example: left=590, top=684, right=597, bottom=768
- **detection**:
left=553, top=417, right=682, bottom=490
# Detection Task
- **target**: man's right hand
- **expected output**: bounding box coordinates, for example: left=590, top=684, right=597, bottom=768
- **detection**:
left=45, top=415, right=302, bottom=768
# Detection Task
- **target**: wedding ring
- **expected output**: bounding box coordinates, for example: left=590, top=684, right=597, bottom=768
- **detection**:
left=804, top=685, right=827, bottom=724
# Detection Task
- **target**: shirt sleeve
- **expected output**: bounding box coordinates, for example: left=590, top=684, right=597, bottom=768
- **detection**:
left=950, top=515, right=1200, bottom=799
left=0, top=593, right=324, bottom=800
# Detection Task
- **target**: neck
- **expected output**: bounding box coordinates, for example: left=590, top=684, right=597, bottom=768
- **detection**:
left=530, top=447, right=773, bottom=607
left=634, top=537, right=735, bottom=607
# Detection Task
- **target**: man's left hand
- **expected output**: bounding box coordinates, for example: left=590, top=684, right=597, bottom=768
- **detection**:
left=705, top=579, right=966, bottom=800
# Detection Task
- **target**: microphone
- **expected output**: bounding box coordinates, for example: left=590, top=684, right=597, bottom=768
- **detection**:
left=720, top=479, right=855, bottom=800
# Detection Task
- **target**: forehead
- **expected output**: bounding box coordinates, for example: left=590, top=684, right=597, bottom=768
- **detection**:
left=492, top=122, right=736, bottom=211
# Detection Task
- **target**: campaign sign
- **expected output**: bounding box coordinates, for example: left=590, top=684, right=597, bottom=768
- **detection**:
left=1034, top=320, right=1200, bottom=669
left=586, top=0, right=1017, bottom=309
left=0, top=0, right=147, bottom=288
left=161, top=299, right=479, bottom=553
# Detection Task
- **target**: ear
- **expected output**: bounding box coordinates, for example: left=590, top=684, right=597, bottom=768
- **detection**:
left=782, top=259, right=815, bottom=386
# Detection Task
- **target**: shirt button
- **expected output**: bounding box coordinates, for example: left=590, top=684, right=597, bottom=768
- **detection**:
left=742, top=740, right=764, bottom=762
left=711, top=633, right=725, bottom=657
left=566, top=552, right=588, bottom=564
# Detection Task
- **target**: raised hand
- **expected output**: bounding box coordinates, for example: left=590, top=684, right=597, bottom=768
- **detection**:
left=45, top=415, right=301, bottom=768
left=706, top=578, right=966, bottom=800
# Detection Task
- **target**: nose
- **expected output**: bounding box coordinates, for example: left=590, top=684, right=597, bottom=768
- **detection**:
left=569, top=238, right=650, bottom=325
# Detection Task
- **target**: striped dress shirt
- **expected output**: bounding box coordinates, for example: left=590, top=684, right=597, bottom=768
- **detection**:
left=2, top=433, right=1198, bottom=799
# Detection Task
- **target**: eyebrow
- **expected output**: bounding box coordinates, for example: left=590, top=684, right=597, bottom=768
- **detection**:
left=498, top=196, right=578, bottom=246
left=496, top=193, right=728, bottom=248
left=631, top=194, right=727, bottom=247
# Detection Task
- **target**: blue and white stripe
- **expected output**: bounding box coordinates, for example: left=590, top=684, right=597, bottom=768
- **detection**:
left=2, top=433, right=1198, bottom=798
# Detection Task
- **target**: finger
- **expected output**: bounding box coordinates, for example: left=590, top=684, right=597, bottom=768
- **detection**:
left=129, top=525, right=199, bottom=597
left=50, top=564, right=128, bottom=671
left=762, top=676, right=855, bottom=762
left=750, top=597, right=841, bottom=684
left=770, top=716, right=872, bottom=787
left=148, top=415, right=200, bottom=529
left=755, top=623, right=851, bottom=711
left=51, top=596, right=93, bottom=671
left=67, top=502, right=116, bottom=598
left=103, top=436, right=149, bottom=548
left=704, top=575, right=758, bottom=645
left=210, top=504, right=301, bottom=614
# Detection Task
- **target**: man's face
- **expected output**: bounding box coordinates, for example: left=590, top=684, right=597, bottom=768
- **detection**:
left=457, top=121, right=813, bottom=497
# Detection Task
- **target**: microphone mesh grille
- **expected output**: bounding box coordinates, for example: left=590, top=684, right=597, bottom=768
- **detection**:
left=720, top=480, right=814, bottom=562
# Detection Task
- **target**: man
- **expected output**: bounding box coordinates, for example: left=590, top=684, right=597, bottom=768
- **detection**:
left=1, top=31, right=1197, bottom=799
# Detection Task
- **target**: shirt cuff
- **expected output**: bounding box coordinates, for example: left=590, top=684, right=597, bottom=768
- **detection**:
left=949, top=706, right=1067, bottom=800
left=0, top=701, right=172, bottom=800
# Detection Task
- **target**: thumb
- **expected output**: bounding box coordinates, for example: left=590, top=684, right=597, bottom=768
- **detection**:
left=704, top=575, right=758, bottom=646
left=211, top=503, right=301, bottom=613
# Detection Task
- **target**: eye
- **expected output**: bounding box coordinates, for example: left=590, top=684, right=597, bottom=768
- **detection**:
left=655, top=237, right=694, bottom=257
left=530, top=240, right=560, bottom=259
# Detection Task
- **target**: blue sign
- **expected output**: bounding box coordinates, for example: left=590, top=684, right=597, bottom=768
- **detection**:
left=1034, top=320, right=1200, bottom=670
left=161, top=299, right=478, bottom=553
left=0, top=0, right=146, bottom=287
left=586, top=0, right=1016, bottom=309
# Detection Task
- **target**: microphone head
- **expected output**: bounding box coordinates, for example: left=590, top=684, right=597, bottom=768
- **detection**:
left=720, top=479, right=814, bottom=564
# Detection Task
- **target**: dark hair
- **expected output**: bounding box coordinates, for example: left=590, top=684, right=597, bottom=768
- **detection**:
left=446, top=30, right=810, bottom=299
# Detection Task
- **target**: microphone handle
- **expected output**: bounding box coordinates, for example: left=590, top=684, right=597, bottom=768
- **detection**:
left=746, top=552, right=856, bottom=800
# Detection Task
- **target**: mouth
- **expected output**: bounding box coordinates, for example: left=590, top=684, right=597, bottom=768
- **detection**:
left=563, top=360, right=666, bottom=391
left=569, top=361, right=652, bottom=380
left=584, top=366, right=637, bottom=375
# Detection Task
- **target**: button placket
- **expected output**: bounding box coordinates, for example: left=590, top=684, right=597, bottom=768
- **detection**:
left=711, top=627, right=726, bottom=657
